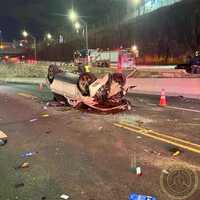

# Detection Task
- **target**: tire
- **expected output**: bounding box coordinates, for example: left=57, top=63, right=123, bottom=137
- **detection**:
left=47, top=65, right=62, bottom=84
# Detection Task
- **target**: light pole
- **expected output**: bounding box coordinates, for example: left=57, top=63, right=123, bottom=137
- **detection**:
left=0, top=30, right=2, bottom=47
left=22, top=30, right=37, bottom=61
left=68, top=10, right=89, bottom=56
left=132, top=0, right=141, bottom=16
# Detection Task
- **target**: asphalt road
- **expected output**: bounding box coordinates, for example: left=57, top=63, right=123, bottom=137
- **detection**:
left=0, top=82, right=200, bottom=200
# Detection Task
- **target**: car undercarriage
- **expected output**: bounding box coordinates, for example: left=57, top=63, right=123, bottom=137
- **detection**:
left=45, top=65, right=135, bottom=112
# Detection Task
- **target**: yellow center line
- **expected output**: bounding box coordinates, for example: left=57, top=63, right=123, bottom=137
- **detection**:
left=120, top=121, right=200, bottom=149
left=114, top=123, right=200, bottom=154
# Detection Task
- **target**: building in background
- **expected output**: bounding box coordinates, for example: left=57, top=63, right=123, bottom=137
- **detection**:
left=128, top=0, right=183, bottom=18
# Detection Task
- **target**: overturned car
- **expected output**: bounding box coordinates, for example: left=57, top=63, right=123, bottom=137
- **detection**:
left=45, top=65, right=135, bottom=112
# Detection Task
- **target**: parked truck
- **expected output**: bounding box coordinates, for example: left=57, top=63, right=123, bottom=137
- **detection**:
left=74, top=47, right=138, bottom=69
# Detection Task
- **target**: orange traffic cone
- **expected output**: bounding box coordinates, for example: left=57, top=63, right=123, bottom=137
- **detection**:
left=160, top=89, right=167, bottom=106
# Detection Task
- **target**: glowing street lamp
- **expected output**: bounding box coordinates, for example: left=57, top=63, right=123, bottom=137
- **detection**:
left=69, top=9, right=78, bottom=22
left=46, top=33, right=52, bottom=40
left=68, top=10, right=88, bottom=51
left=22, top=30, right=28, bottom=38
left=74, top=22, right=81, bottom=30
left=132, top=0, right=141, bottom=5
left=131, top=44, right=139, bottom=58
left=131, top=45, right=138, bottom=52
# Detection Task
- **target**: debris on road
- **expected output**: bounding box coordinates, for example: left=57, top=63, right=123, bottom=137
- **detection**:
left=0, top=130, right=8, bottom=146
left=136, top=167, right=142, bottom=176
left=98, top=126, right=103, bottom=131
left=144, top=149, right=162, bottom=156
left=20, top=151, right=38, bottom=158
left=60, top=194, right=70, bottom=199
left=15, top=162, right=30, bottom=170
left=30, top=118, right=38, bottom=122
left=45, top=130, right=51, bottom=134
left=57, top=107, right=71, bottom=112
left=162, top=169, right=169, bottom=174
left=144, top=149, right=149, bottom=153
left=128, top=193, right=156, bottom=200
left=15, top=183, right=25, bottom=188
left=47, top=101, right=65, bottom=107
left=136, top=136, right=142, bottom=139
left=43, top=106, right=48, bottom=110
left=168, top=147, right=182, bottom=157
left=136, top=120, right=144, bottom=126
left=172, top=150, right=181, bottom=157
left=41, top=114, right=49, bottom=118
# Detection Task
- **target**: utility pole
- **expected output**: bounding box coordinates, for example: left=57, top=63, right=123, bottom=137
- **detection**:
left=0, top=30, right=2, bottom=46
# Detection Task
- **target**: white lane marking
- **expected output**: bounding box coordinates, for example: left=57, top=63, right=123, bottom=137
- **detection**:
left=148, top=103, right=200, bottom=113
left=166, top=106, right=200, bottom=113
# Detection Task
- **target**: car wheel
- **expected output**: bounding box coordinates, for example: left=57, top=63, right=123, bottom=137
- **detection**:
left=47, top=65, right=62, bottom=84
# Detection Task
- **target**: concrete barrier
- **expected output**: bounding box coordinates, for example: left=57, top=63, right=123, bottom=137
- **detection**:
left=0, top=63, right=199, bottom=99
left=128, top=78, right=200, bottom=99
left=136, top=65, right=176, bottom=69
left=0, top=63, right=115, bottom=78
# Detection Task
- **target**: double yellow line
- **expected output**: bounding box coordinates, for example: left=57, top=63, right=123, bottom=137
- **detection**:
left=114, top=121, right=200, bottom=154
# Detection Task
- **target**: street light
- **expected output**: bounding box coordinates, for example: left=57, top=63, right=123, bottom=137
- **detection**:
left=131, top=45, right=137, bottom=52
left=22, top=30, right=28, bottom=38
left=46, top=33, right=52, bottom=40
left=22, top=30, right=37, bottom=61
left=132, top=0, right=140, bottom=5
left=74, top=22, right=81, bottom=30
left=68, top=10, right=89, bottom=59
left=131, top=44, right=139, bottom=58
left=69, top=9, right=78, bottom=22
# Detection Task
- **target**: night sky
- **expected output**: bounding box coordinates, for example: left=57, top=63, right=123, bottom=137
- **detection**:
left=0, top=0, right=118, bottom=41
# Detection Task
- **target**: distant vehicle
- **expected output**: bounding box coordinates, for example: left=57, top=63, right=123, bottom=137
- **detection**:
left=175, top=53, right=200, bottom=74
left=74, top=48, right=137, bottom=68
left=0, top=56, right=20, bottom=64
left=44, top=65, right=135, bottom=112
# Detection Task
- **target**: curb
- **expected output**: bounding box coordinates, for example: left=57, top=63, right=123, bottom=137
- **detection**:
left=0, top=78, right=45, bottom=84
